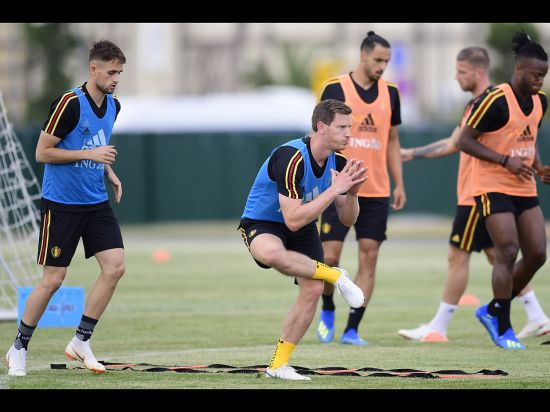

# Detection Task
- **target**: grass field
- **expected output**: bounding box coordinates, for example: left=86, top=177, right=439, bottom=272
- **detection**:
left=1, top=219, right=550, bottom=389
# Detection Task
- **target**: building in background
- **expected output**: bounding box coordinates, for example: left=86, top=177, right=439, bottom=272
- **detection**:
left=1, top=23, right=550, bottom=127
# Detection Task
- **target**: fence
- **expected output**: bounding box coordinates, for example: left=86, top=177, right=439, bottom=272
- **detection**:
left=15, top=126, right=550, bottom=223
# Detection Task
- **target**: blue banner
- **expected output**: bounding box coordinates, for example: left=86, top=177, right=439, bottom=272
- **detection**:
left=18, top=286, right=84, bottom=328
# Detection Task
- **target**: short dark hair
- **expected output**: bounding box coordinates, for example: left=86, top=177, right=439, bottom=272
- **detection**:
left=89, top=40, right=126, bottom=64
left=360, top=31, right=391, bottom=52
left=457, top=47, right=490, bottom=69
left=512, top=30, right=547, bottom=62
left=312, top=99, right=352, bottom=131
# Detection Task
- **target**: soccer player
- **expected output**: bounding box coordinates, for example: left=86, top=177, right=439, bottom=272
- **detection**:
left=316, top=31, right=405, bottom=345
left=239, top=99, right=367, bottom=380
left=398, top=47, right=550, bottom=342
left=457, top=31, right=550, bottom=349
left=6, top=40, right=127, bottom=376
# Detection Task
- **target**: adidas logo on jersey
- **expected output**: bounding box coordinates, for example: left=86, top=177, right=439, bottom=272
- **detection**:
left=358, top=113, right=377, bottom=132
left=81, top=119, right=92, bottom=135
left=517, top=125, right=534, bottom=142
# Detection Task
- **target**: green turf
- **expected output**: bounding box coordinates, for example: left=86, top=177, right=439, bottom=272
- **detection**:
left=1, top=221, right=550, bottom=389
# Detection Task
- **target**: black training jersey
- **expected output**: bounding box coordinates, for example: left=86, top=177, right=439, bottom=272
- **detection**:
left=463, top=86, right=494, bottom=121
left=319, top=74, right=401, bottom=126
left=42, top=82, right=121, bottom=139
left=467, top=83, right=547, bottom=132
left=268, top=137, right=347, bottom=199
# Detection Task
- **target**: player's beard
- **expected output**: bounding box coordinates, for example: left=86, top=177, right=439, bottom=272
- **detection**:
left=459, top=81, right=473, bottom=92
left=365, top=67, right=382, bottom=82
left=97, top=83, right=114, bottom=95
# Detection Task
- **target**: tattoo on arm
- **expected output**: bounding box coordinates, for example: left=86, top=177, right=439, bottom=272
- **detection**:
left=411, top=141, right=448, bottom=159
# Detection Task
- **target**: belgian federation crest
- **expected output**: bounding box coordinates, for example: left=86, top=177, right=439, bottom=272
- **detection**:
left=51, top=246, right=62, bottom=258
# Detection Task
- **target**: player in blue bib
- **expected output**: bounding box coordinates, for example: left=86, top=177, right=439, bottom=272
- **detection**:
left=6, top=40, right=127, bottom=377
left=239, top=99, right=368, bottom=381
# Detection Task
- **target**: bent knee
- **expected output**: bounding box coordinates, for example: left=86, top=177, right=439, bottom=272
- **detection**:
left=41, top=278, right=64, bottom=294
left=497, top=243, right=520, bottom=264
left=447, top=247, right=469, bottom=265
left=40, top=268, right=67, bottom=294
left=323, top=253, right=340, bottom=267
left=104, top=263, right=126, bottom=280
left=258, top=248, right=286, bottom=268
left=359, top=249, right=379, bottom=264
left=526, top=250, right=547, bottom=268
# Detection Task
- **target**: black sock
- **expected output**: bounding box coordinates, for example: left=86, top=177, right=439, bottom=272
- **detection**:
left=488, top=298, right=511, bottom=336
left=14, top=321, right=36, bottom=350
left=321, top=294, right=335, bottom=311
left=76, top=315, right=98, bottom=341
left=344, top=307, right=366, bottom=333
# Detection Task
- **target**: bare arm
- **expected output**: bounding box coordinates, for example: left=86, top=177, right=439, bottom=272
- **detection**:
left=457, top=125, right=536, bottom=182
left=401, top=126, right=461, bottom=162
left=334, top=193, right=360, bottom=227
left=533, top=144, right=543, bottom=171
left=105, top=164, right=123, bottom=203
left=333, top=162, right=368, bottom=226
left=533, top=145, right=550, bottom=184
left=387, top=126, right=406, bottom=211
left=279, top=159, right=366, bottom=231
left=35, top=130, right=118, bottom=164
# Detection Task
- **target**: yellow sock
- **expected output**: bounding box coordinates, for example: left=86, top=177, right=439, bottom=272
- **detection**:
left=269, top=339, right=296, bottom=369
left=312, top=261, right=341, bottom=284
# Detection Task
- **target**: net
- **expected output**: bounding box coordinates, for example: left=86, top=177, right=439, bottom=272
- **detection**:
left=0, top=89, right=42, bottom=320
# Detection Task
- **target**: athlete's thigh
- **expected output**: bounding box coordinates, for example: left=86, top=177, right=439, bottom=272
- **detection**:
left=240, top=220, right=287, bottom=268
left=358, top=237, right=382, bottom=255
left=94, top=247, right=125, bottom=270
left=475, top=193, right=518, bottom=249
left=322, top=240, right=344, bottom=262
left=516, top=205, right=546, bottom=257
left=484, top=212, right=519, bottom=249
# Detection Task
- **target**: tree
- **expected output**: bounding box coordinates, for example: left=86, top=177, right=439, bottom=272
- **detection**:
left=23, top=24, right=81, bottom=125
left=244, top=42, right=314, bottom=89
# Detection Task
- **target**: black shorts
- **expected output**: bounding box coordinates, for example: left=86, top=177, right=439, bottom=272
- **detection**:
left=474, top=193, right=539, bottom=221
left=319, top=197, right=389, bottom=242
left=449, top=205, right=493, bottom=253
left=238, top=218, right=323, bottom=269
left=37, top=198, right=124, bottom=267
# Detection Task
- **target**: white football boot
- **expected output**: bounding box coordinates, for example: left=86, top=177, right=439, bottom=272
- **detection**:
left=265, top=364, right=311, bottom=381
left=6, top=345, right=27, bottom=377
left=65, top=337, right=106, bottom=373
left=334, top=268, right=365, bottom=309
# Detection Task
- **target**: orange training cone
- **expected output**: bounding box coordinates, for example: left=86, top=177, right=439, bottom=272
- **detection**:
left=420, top=331, right=449, bottom=342
left=152, top=249, right=171, bottom=263
left=458, top=293, right=480, bottom=306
